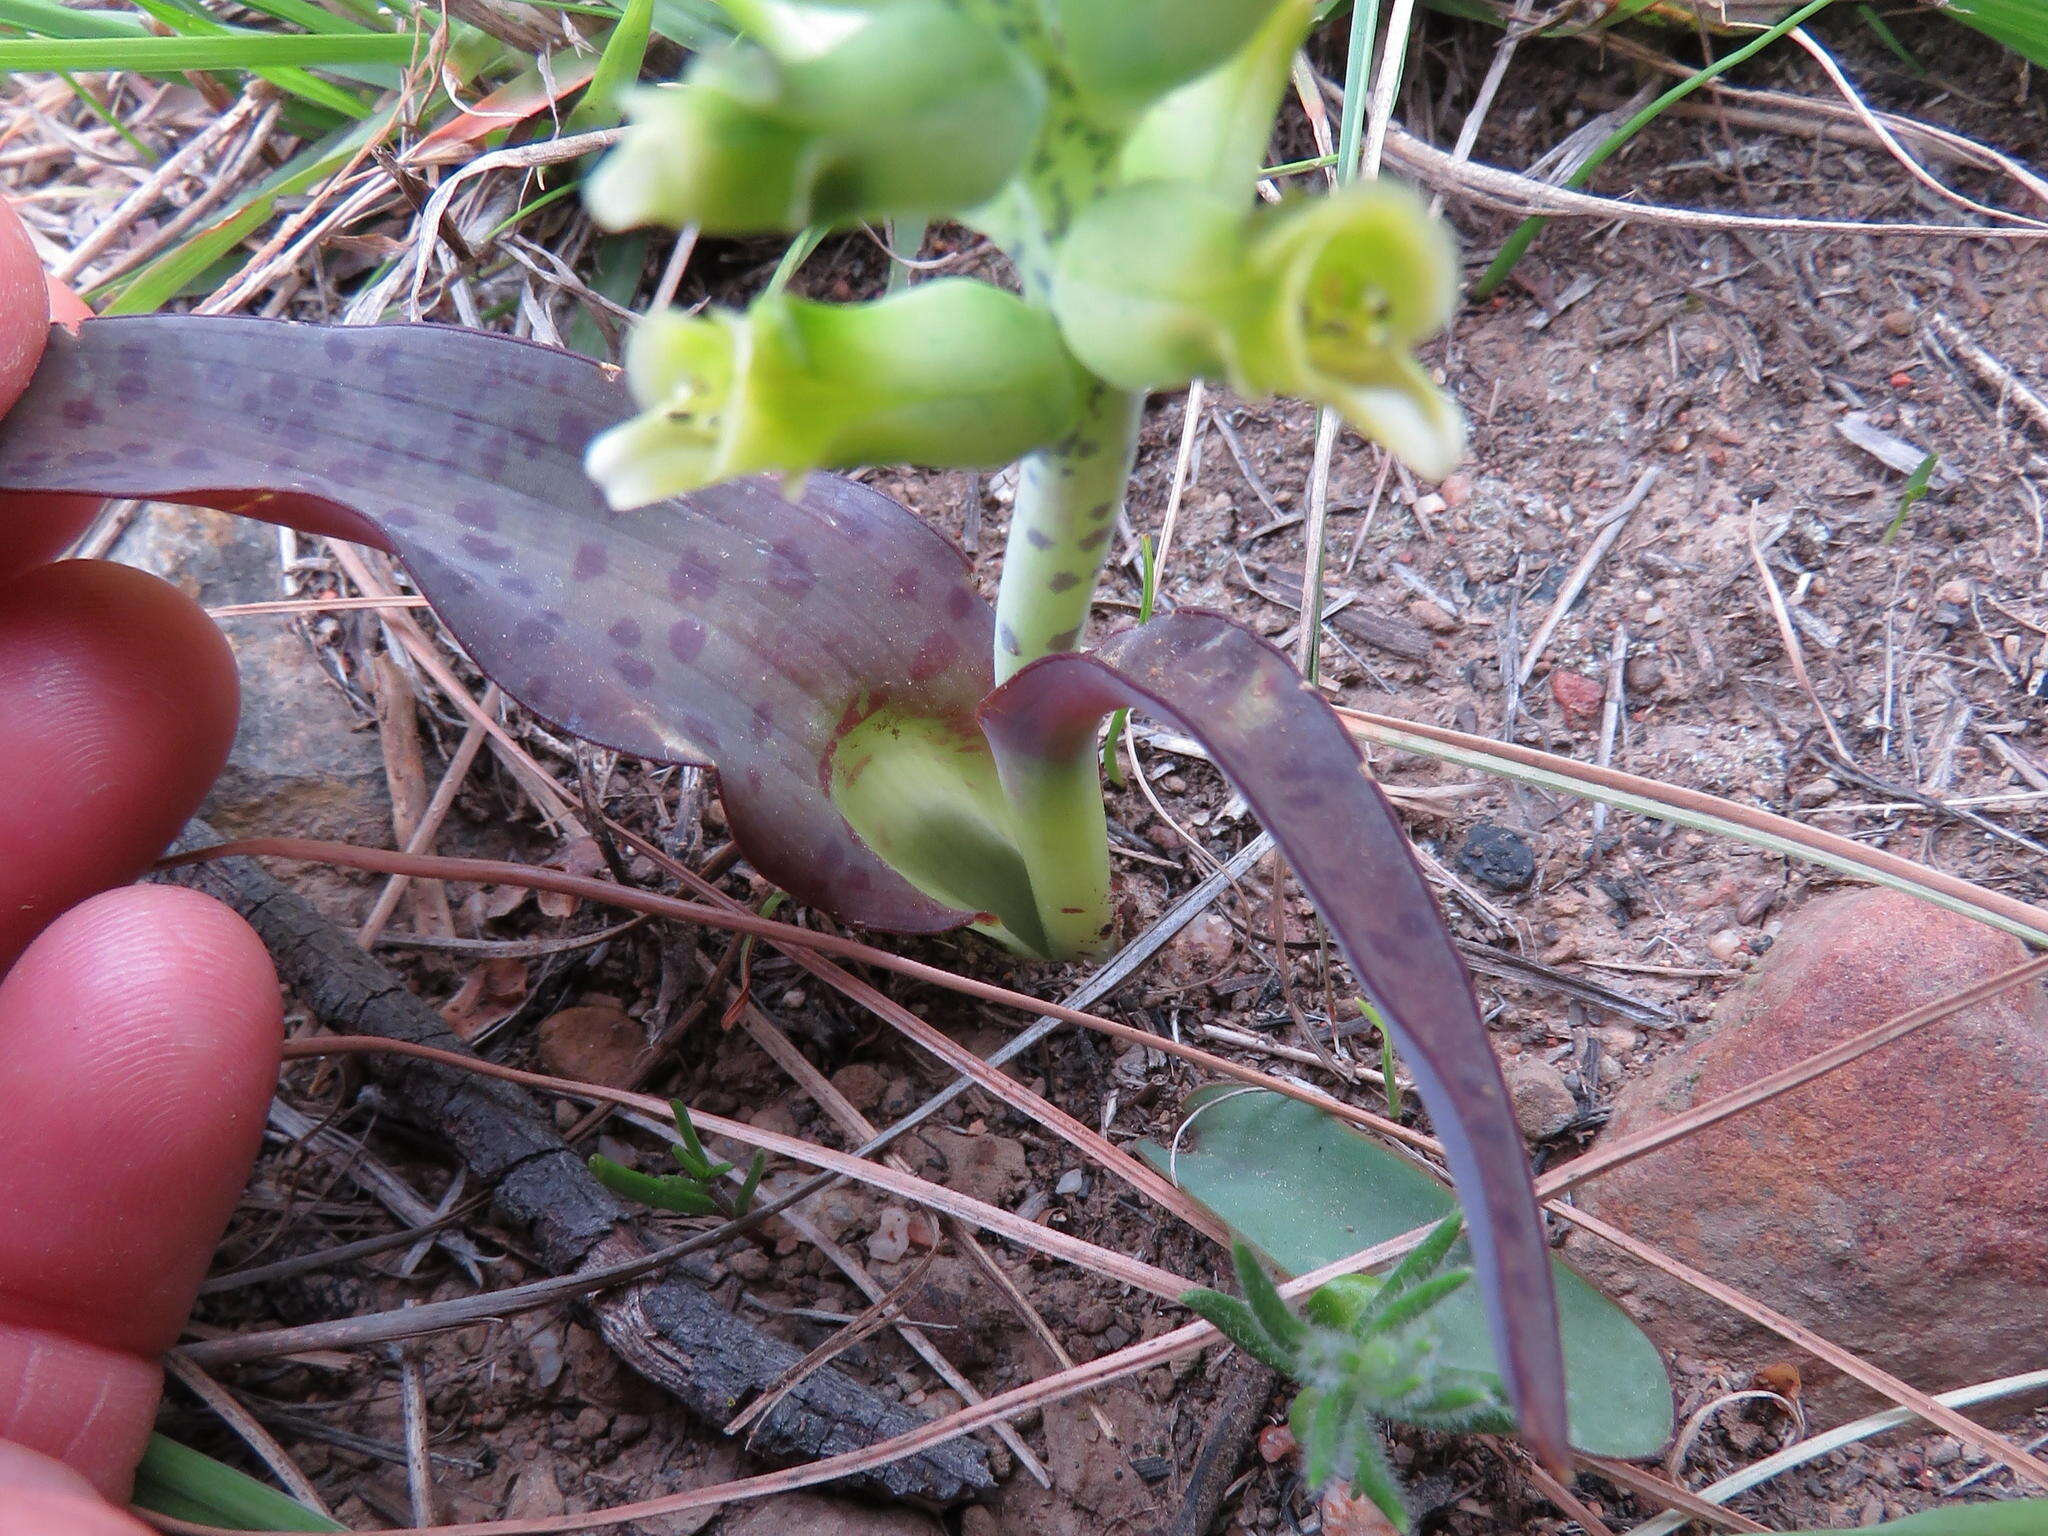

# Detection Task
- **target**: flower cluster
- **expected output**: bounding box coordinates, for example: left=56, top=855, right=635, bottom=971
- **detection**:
left=581, top=0, right=1466, bottom=503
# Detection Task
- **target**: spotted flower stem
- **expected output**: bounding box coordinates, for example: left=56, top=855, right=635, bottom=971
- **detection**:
left=981, top=381, right=1140, bottom=955
left=993, top=381, right=1141, bottom=680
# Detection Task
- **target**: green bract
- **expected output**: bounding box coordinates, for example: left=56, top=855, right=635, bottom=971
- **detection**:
left=586, top=280, right=1086, bottom=507
left=1050, top=180, right=1466, bottom=480
left=1055, top=0, right=1291, bottom=112
left=584, top=1, right=1041, bottom=234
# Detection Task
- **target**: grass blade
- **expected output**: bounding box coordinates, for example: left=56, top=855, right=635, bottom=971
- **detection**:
left=131, top=1435, right=344, bottom=1531
left=1471, top=0, right=1835, bottom=298
left=0, top=30, right=419, bottom=71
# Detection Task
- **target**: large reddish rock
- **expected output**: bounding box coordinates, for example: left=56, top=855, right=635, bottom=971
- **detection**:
left=1568, top=887, right=2048, bottom=1418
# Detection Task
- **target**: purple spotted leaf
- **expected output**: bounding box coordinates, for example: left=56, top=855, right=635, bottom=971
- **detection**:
left=980, top=610, right=1570, bottom=1474
left=0, top=316, right=991, bottom=932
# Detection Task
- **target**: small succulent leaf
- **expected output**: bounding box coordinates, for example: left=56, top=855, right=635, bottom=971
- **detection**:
left=1347, top=1422, right=1414, bottom=1535
left=1303, top=1274, right=1381, bottom=1335
left=1118, top=0, right=1314, bottom=193
left=1397, top=1394, right=1516, bottom=1436
left=1049, top=182, right=1466, bottom=480
left=588, top=281, right=1086, bottom=507
left=1232, top=1239, right=1310, bottom=1356
left=672, top=1099, right=710, bottom=1164
left=1055, top=0, right=1292, bottom=113
left=736, top=1150, right=766, bottom=1214
left=589, top=1155, right=724, bottom=1215
left=980, top=610, right=1568, bottom=1472
left=0, top=316, right=997, bottom=936
left=584, top=3, right=1043, bottom=234
left=1304, top=1380, right=1354, bottom=1492
left=1366, top=1270, right=1471, bottom=1335
left=1181, top=1288, right=1297, bottom=1373
left=1383, top=1213, right=1464, bottom=1296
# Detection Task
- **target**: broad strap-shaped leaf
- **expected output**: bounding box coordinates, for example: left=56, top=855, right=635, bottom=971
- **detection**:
left=979, top=610, right=1570, bottom=1472
left=0, top=316, right=993, bottom=933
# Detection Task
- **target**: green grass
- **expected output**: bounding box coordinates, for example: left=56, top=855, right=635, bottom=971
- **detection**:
left=0, top=29, right=419, bottom=70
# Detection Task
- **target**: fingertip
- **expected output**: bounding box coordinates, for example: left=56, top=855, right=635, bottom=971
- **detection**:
left=0, top=560, right=240, bottom=967
left=0, top=1443, right=154, bottom=1536
left=0, top=198, right=50, bottom=417
left=0, top=885, right=281, bottom=1356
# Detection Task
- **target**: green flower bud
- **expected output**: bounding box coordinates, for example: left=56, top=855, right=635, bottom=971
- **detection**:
left=587, top=279, right=1086, bottom=507
left=1056, top=0, right=1290, bottom=112
left=585, top=1, right=1042, bottom=235
left=1049, top=181, right=1466, bottom=480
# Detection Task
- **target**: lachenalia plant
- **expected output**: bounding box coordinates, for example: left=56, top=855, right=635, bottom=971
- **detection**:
left=0, top=0, right=1569, bottom=1477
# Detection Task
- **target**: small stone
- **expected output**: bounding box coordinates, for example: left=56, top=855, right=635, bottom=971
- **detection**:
left=1438, top=472, right=1474, bottom=509
left=1454, top=822, right=1536, bottom=893
left=1625, top=654, right=1665, bottom=694
left=1705, top=928, right=1746, bottom=963
left=610, top=1414, right=651, bottom=1446
left=1074, top=1301, right=1116, bottom=1335
left=1549, top=668, right=1605, bottom=727
left=537, top=1005, right=644, bottom=1088
left=868, top=1206, right=913, bottom=1264
left=1055, top=1168, right=1089, bottom=1197
left=923, top=1128, right=1029, bottom=1207
left=1881, top=309, right=1915, bottom=337
left=1794, top=776, right=1840, bottom=807
left=1164, top=909, right=1235, bottom=975
left=727, top=1247, right=773, bottom=1281
left=1258, top=1424, right=1299, bottom=1463
left=1935, top=578, right=1972, bottom=606
left=830, top=1062, right=889, bottom=1113
left=1408, top=597, right=1459, bottom=634
left=1412, top=491, right=1447, bottom=520
left=1501, top=1056, right=1577, bottom=1140
left=572, top=1407, right=609, bottom=1441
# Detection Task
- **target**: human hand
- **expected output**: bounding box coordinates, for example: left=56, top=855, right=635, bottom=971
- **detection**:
left=0, top=199, right=286, bottom=1533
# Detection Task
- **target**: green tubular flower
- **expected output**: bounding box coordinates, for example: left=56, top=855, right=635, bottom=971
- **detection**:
left=1049, top=180, right=1467, bottom=480
left=587, top=279, right=1086, bottom=507
left=584, top=1, right=1042, bottom=235
left=1055, top=0, right=1290, bottom=112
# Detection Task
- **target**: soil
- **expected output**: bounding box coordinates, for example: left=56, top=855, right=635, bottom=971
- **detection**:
left=13, top=7, right=2048, bottom=1535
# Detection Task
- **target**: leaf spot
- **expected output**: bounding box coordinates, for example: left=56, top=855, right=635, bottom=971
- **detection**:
left=667, top=616, right=706, bottom=665
left=768, top=541, right=816, bottom=599
left=615, top=654, right=655, bottom=688
left=891, top=565, right=921, bottom=600
left=669, top=548, right=719, bottom=600
left=1047, top=571, right=1080, bottom=593
left=608, top=617, right=644, bottom=649
left=573, top=542, right=608, bottom=581
left=908, top=631, right=957, bottom=684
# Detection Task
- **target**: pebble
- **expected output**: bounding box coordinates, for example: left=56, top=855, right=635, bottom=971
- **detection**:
left=1055, top=1168, right=1089, bottom=1197
left=537, top=1005, right=644, bottom=1089
left=1705, top=928, right=1746, bottom=963
left=1935, top=578, right=1972, bottom=606
left=1549, top=668, right=1605, bottom=727
left=1454, top=822, right=1536, bottom=893
left=1500, top=1055, right=1577, bottom=1140
left=1625, top=654, right=1665, bottom=694
left=1409, top=597, right=1459, bottom=634
left=1437, top=472, right=1474, bottom=509
left=1881, top=309, right=1916, bottom=337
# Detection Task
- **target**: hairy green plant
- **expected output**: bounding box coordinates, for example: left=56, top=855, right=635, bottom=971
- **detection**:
left=1184, top=1220, right=1511, bottom=1531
